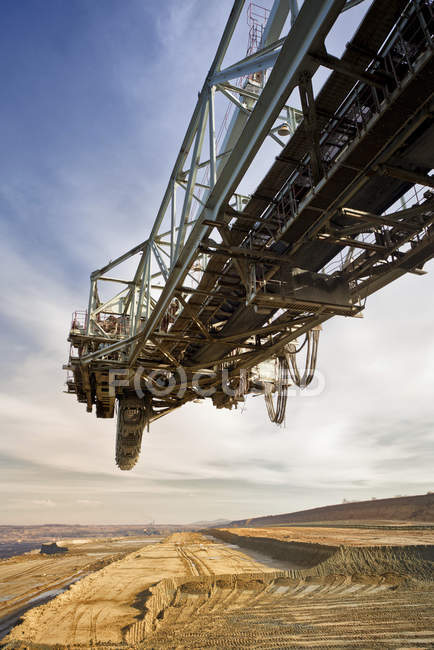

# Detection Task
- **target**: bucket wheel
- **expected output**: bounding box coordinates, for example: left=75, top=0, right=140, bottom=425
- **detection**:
left=115, top=394, right=150, bottom=470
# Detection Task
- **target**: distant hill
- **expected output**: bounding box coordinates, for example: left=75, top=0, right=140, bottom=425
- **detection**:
left=0, top=523, right=189, bottom=546
left=190, top=518, right=231, bottom=528
left=227, top=493, right=434, bottom=527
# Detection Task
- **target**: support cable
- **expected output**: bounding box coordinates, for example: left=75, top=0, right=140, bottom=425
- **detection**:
left=264, top=355, right=289, bottom=424
left=286, top=328, right=320, bottom=387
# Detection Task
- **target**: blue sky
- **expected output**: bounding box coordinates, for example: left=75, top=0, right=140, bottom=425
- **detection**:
left=0, top=0, right=433, bottom=525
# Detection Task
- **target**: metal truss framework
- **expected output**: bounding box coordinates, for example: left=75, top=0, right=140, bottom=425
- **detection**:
left=66, top=0, right=434, bottom=427
left=79, top=0, right=368, bottom=360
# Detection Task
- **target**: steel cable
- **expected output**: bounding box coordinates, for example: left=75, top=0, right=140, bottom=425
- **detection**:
left=264, top=355, right=289, bottom=424
left=286, top=328, right=320, bottom=388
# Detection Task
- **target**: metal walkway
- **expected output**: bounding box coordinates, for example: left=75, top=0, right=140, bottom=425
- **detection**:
left=65, top=0, right=434, bottom=468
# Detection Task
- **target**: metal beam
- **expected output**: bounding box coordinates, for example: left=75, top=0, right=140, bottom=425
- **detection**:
left=377, top=164, right=434, bottom=189
left=151, top=338, right=179, bottom=366
left=217, top=82, right=263, bottom=102
left=152, top=241, right=169, bottom=282
left=341, top=206, right=427, bottom=231
left=211, top=48, right=282, bottom=85
left=290, top=0, right=299, bottom=25
left=209, top=87, right=217, bottom=189
left=176, top=295, right=213, bottom=341
left=92, top=286, right=129, bottom=316
left=81, top=331, right=142, bottom=364
left=153, top=332, right=205, bottom=343
left=211, top=224, right=250, bottom=288
left=174, top=99, right=209, bottom=260
left=85, top=279, right=96, bottom=335
left=131, top=243, right=151, bottom=334
left=170, top=181, right=176, bottom=268
left=219, top=86, right=250, bottom=115
left=342, top=0, right=367, bottom=11
left=91, top=240, right=147, bottom=279
left=385, top=197, right=434, bottom=220
left=198, top=243, right=294, bottom=264
left=263, top=1, right=290, bottom=44
left=216, top=315, right=307, bottom=343
left=98, top=277, right=133, bottom=285
left=318, top=232, right=386, bottom=252
left=299, top=72, right=323, bottom=185
left=218, top=86, right=286, bottom=147
left=309, top=50, right=389, bottom=88
left=178, top=150, right=232, bottom=181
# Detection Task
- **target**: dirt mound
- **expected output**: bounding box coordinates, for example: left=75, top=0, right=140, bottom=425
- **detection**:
left=163, top=532, right=211, bottom=544
left=228, top=493, right=434, bottom=527
left=122, top=570, right=403, bottom=644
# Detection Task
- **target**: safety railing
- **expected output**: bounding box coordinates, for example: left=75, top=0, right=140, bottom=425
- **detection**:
left=70, top=311, right=87, bottom=333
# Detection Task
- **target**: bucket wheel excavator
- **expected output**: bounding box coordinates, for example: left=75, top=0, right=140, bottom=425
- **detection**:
left=64, top=0, right=434, bottom=469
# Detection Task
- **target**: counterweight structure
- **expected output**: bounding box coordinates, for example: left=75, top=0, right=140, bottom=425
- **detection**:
left=65, top=0, right=434, bottom=469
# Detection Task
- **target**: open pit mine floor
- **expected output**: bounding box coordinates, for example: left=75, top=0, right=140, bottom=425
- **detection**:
left=2, top=529, right=434, bottom=649
left=0, top=536, right=161, bottom=641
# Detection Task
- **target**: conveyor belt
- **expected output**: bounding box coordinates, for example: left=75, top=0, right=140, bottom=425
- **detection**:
left=169, top=0, right=414, bottom=345
left=167, top=0, right=433, bottom=368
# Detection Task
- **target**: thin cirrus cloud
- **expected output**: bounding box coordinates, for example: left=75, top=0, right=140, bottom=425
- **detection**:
left=0, top=0, right=433, bottom=525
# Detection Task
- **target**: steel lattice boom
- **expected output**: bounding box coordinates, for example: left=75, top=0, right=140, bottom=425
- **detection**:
left=64, top=0, right=434, bottom=469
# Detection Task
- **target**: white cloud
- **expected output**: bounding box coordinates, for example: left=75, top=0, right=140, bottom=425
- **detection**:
left=31, top=500, right=56, bottom=508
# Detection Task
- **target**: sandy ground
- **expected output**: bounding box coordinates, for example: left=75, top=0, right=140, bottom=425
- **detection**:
left=0, top=536, right=159, bottom=636
left=2, top=529, right=434, bottom=648
left=218, top=525, right=434, bottom=547
left=3, top=532, right=273, bottom=646
left=146, top=574, right=434, bottom=648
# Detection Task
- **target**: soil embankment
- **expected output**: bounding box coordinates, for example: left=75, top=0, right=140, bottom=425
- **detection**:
left=210, top=529, right=337, bottom=569
left=3, top=530, right=434, bottom=648
left=228, top=492, right=434, bottom=527
left=209, top=526, right=434, bottom=579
